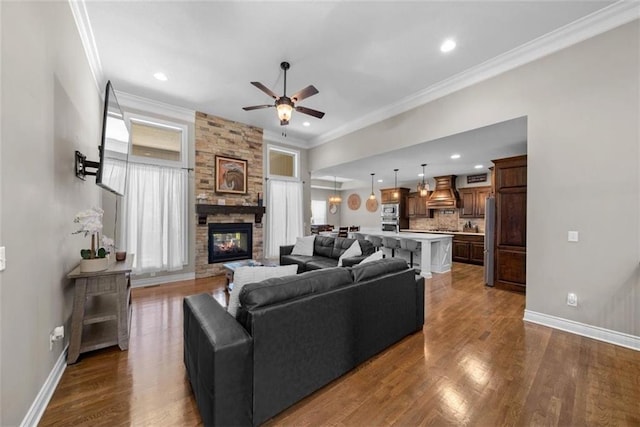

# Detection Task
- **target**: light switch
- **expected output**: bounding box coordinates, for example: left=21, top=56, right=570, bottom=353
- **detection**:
left=568, top=231, right=579, bottom=242
left=0, top=246, right=5, bottom=271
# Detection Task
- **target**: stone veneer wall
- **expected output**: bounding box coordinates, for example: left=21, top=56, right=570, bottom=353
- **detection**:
left=195, top=111, right=264, bottom=278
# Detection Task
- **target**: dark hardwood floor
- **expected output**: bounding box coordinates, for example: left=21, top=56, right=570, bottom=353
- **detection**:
left=40, top=263, right=640, bottom=426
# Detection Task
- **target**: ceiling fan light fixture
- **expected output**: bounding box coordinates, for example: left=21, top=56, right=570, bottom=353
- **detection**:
left=276, top=100, right=293, bottom=124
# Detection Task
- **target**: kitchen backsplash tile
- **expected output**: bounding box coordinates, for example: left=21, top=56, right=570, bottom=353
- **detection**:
left=409, top=210, right=485, bottom=233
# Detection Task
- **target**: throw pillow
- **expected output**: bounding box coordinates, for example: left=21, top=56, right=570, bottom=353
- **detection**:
left=291, top=235, right=315, bottom=256
left=359, top=250, right=384, bottom=264
left=337, top=240, right=362, bottom=267
left=227, top=265, right=298, bottom=317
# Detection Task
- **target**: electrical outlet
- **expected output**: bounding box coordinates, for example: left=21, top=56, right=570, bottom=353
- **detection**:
left=0, top=246, right=5, bottom=271
left=568, top=231, right=579, bottom=242
left=49, top=326, right=65, bottom=351
left=567, top=292, right=578, bottom=307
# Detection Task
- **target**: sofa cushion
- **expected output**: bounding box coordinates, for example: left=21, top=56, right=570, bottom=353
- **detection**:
left=338, top=240, right=362, bottom=266
left=280, top=254, right=315, bottom=274
left=240, top=267, right=353, bottom=311
left=359, top=250, right=384, bottom=264
left=331, top=237, right=358, bottom=259
left=305, top=257, right=339, bottom=271
left=313, top=236, right=335, bottom=258
left=291, top=235, right=315, bottom=256
left=227, top=265, right=299, bottom=317
left=350, top=258, right=409, bottom=283
left=357, top=239, right=375, bottom=256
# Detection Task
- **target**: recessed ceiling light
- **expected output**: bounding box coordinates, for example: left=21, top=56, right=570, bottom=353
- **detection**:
left=153, top=72, right=168, bottom=81
left=440, top=39, right=456, bottom=53
left=418, top=173, right=424, bottom=177
left=450, top=154, right=461, bottom=159
left=474, top=164, right=483, bottom=169
left=302, top=121, right=311, bottom=127
left=377, top=179, right=383, bottom=183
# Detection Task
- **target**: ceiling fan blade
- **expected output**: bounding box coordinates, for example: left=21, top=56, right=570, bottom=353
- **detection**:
left=250, top=82, right=279, bottom=99
left=290, top=85, right=319, bottom=103
left=242, top=104, right=273, bottom=111
left=295, top=106, right=325, bottom=119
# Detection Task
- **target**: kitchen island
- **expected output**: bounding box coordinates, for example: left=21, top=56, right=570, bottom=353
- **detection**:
left=357, top=229, right=453, bottom=278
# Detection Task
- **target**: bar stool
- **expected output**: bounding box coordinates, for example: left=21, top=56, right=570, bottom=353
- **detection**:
left=366, top=235, right=383, bottom=252
left=382, top=236, right=401, bottom=258
left=400, top=238, right=421, bottom=268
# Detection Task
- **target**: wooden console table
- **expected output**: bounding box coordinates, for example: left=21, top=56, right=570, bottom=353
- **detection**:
left=67, top=256, right=134, bottom=364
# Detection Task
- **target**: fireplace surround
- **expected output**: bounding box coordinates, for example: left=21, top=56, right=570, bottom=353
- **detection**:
left=208, top=223, right=253, bottom=264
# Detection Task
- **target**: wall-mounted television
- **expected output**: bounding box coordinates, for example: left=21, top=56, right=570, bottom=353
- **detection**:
left=96, top=81, right=130, bottom=195
left=75, top=80, right=130, bottom=196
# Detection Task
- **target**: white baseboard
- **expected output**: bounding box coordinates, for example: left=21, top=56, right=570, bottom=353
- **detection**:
left=131, top=272, right=195, bottom=288
left=20, top=345, right=68, bottom=427
left=523, top=310, right=640, bottom=351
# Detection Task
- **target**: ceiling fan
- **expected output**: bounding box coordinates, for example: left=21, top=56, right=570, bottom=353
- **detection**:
left=243, top=61, right=325, bottom=126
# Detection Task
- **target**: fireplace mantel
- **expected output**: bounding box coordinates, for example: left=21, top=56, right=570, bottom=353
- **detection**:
left=196, top=204, right=266, bottom=225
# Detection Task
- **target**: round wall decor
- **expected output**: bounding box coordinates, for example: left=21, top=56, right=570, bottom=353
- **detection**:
left=347, top=193, right=361, bottom=210
left=366, top=198, right=378, bottom=213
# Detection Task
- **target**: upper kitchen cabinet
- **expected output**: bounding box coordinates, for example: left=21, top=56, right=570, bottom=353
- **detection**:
left=459, top=186, right=491, bottom=218
left=380, top=187, right=410, bottom=204
left=492, top=155, right=527, bottom=293
left=406, top=192, right=434, bottom=218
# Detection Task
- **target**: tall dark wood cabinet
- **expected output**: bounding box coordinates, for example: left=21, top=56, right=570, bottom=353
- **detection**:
left=492, top=155, right=527, bottom=293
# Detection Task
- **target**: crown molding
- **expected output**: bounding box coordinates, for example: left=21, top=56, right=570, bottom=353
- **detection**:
left=115, top=91, right=196, bottom=123
left=309, top=1, right=640, bottom=148
left=68, top=0, right=104, bottom=93
left=263, top=129, right=310, bottom=149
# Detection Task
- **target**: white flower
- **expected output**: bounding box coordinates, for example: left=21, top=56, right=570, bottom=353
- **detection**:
left=72, top=207, right=104, bottom=237
left=101, top=235, right=115, bottom=251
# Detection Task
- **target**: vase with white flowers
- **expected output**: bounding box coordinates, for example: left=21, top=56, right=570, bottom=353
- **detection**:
left=72, top=207, right=113, bottom=272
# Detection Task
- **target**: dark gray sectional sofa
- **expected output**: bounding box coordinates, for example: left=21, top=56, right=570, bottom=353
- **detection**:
left=183, top=258, right=425, bottom=426
left=279, top=236, right=375, bottom=273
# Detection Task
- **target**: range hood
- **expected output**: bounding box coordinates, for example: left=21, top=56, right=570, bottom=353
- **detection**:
left=426, top=175, right=459, bottom=209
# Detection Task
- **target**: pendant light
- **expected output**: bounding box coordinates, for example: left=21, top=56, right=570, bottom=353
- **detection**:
left=369, top=173, right=376, bottom=200
left=329, top=176, right=342, bottom=204
left=417, top=163, right=429, bottom=197
left=392, top=168, right=399, bottom=199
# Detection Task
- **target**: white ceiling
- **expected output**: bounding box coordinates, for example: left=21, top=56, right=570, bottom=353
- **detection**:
left=81, top=0, right=624, bottom=181
left=315, top=116, right=527, bottom=189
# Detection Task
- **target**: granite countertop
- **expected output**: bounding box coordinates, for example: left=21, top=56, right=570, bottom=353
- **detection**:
left=402, top=228, right=485, bottom=236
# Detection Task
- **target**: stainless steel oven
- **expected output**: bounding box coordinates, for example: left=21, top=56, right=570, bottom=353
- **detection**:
left=381, top=203, right=399, bottom=217
left=381, top=222, right=398, bottom=232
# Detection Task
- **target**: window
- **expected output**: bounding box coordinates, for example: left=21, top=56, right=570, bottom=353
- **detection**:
left=268, top=146, right=298, bottom=179
left=266, top=179, right=303, bottom=258
left=265, top=146, right=303, bottom=258
left=129, top=118, right=186, bottom=165
left=120, top=115, right=189, bottom=274
left=311, top=200, right=327, bottom=225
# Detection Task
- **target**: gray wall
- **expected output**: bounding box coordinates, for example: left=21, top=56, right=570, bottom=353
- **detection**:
left=310, top=21, right=640, bottom=336
left=1, top=2, right=103, bottom=424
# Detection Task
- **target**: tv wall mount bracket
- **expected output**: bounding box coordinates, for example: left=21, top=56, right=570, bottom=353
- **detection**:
left=75, top=150, right=99, bottom=180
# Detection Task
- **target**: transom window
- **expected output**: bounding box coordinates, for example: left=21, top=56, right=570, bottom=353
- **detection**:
left=268, top=146, right=299, bottom=179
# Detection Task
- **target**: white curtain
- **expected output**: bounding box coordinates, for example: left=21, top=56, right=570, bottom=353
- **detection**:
left=266, top=179, right=303, bottom=258
left=121, top=163, right=186, bottom=274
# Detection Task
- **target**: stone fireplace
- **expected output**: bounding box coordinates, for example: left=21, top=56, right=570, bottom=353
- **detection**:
left=194, top=111, right=264, bottom=278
